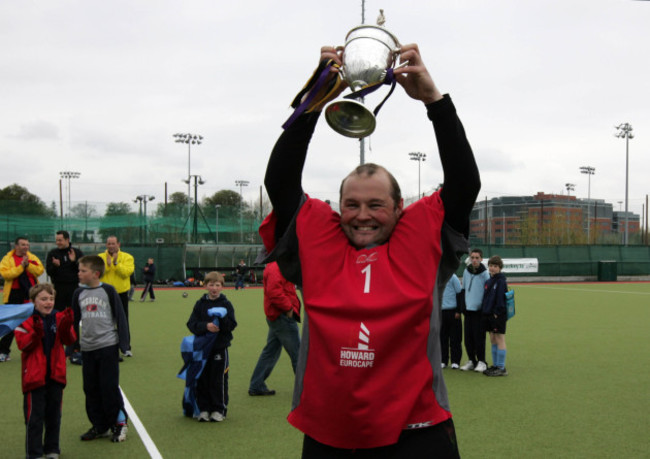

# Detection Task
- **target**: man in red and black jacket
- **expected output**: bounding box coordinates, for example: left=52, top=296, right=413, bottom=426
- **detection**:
left=248, top=261, right=301, bottom=396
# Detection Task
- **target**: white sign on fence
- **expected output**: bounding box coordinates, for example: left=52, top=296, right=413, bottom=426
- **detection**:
left=501, top=258, right=538, bottom=273
left=466, top=257, right=539, bottom=273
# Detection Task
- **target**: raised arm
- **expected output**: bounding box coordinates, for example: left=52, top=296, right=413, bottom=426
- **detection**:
left=265, top=46, right=346, bottom=240
left=395, top=44, right=480, bottom=237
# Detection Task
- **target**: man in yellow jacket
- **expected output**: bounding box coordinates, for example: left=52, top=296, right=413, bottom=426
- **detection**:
left=98, top=235, right=135, bottom=357
left=0, top=236, right=44, bottom=362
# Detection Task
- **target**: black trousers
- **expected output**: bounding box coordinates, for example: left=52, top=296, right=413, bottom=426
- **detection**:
left=463, top=310, right=485, bottom=365
left=301, top=418, right=460, bottom=459
left=82, top=344, right=125, bottom=432
left=140, top=281, right=155, bottom=300
left=0, top=288, right=28, bottom=355
left=118, top=292, right=132, bottom=351
left=24, top=380, right=64, bottom=459
left=197, top=348, right=229, bottom=415
left=440, top=310, right=463, bottom=366
left=53, top=282, right=77, bottom=312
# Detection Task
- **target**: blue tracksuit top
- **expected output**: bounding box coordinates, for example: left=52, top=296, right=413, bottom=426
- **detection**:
left=442, top=274, right=462, bottom=310
left=462, top=264, right=490, bottom=311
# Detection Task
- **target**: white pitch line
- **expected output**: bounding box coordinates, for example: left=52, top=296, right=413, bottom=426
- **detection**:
left=120, top=386, right=163, bottom=459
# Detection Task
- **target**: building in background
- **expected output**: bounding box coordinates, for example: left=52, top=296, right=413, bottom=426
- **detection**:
left=470, top=193, right=640, bottom=245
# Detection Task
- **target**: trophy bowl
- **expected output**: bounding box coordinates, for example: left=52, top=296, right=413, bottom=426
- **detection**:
left=325, top=24, right=401, bottom=138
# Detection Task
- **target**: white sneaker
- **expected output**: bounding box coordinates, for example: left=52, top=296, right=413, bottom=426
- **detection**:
left=0, top=353, right=10, bottom=362
left=460, top=361, right=475, bottom=371
left=451, top=363, right=460, bottom=370
left=123, top=350, right=133, bottom=357
left=210, top=411, right=225, bottom=422
left=198, top=411, right=210, bottom=422
left=474, top=361, right=488, bottom=372
left=441, top=363, right=447, bottom=369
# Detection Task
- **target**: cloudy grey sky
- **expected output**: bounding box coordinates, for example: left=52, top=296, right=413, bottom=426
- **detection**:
left=2, top=0, right=649, bottom=217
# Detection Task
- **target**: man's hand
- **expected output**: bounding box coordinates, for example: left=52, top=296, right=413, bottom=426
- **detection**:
left=206, top=322, right=219, bottom=333
left=393, top=43, right=442, bottom=105
left=286, top=309, right=294, bottom=319
left=21, top=257, right=30, bottom=268
left=69, top=249, right=77, bottom=262
left=52, top=258, right=61, bottom=267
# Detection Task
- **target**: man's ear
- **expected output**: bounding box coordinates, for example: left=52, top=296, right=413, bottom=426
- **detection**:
left=395, top=198, right=404, bottom=217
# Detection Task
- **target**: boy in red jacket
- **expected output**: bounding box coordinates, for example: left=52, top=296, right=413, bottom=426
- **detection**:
left=15, top=283, right=76, bottom=459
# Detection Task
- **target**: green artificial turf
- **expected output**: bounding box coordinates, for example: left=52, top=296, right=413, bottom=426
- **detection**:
left=1, top=283, right=649, bottom=458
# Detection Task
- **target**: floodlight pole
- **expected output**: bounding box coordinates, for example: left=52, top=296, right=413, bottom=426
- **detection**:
left=615, top=123, right=634, bottom=246
left=215, top=204, right=221, bottom=244
left=59, top=171, right=81, bottom=221
left=579, top=166, right=595, bottom=243
left=409, top=152, right=427, bottom=198
left=134, top=195, right=155, bottom=245
left=174, top=133, right=203, bottom=241
left=183, top=175, right=205, bottom=244
left=235, top=180, right=249, bottom=243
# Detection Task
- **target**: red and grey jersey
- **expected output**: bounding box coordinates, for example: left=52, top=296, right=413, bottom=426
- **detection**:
left=259, top=94, right=479, bottom=449
left=263, top=192, right=467, bottom=449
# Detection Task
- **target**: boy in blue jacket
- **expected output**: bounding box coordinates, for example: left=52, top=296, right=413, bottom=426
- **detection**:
left=460, top=249, right=490, bottom=373
left=481, top=255, right=508, bottom=376
left=186, top=271, right=237, bottom=422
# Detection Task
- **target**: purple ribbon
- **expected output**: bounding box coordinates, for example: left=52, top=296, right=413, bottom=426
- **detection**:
left=282, top=62, right=336, bottom=130
left=344, top=68, right=397, bottom=117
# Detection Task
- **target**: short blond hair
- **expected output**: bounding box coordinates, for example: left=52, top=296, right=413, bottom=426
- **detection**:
left=204, top=271, right=225, bottom=285
left=29, top=283, right=56, bottom=301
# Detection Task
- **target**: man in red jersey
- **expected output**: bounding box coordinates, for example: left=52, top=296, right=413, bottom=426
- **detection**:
left=259, top=43, right=480, bottom=458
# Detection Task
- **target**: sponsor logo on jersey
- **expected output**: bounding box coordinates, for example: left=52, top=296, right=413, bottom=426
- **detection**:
left=356, top=252, right=378, bottom=264
left=340, top=322, right=375, bottom=368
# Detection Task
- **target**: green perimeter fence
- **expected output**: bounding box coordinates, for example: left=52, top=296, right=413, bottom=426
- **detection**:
left=468, top=244, right=650, bottom=278
left=1, top=242, right=649, bottom=286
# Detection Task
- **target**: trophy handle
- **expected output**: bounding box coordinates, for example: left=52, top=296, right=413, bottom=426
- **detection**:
left=394, top=59, right=409, bottom=70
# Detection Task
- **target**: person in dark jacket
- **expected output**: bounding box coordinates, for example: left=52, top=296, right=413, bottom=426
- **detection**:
left=45, top=231, right=84, bottom=312
left=46, top=230, right=84, bottom=363
left=139, top=258, right=156, bottom=302
left=481, top=255, right=508, bottom=377
left=186, top=271, right=237, bottom=422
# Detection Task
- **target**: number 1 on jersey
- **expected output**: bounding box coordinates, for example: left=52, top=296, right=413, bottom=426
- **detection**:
left=361, top=264, right=371, bottom=294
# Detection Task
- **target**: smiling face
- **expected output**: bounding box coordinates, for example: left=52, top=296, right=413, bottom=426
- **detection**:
left=340, top=170, right=403, bottom=249
left=55, top=233, right=70, bottom=249
left=34, top=290, right=55, bottom=316
left=14, top=238, right=30, bottom=257
left=488, top=263, right=502, bottom=276
left=106, top=237, right=119, bottom=255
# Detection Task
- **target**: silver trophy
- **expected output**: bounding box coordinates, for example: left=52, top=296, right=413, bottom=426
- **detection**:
left=325, top=14, right=401, bottom=138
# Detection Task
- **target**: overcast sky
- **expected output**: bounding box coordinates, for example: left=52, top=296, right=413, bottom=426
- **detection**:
left=2, top=0, right=649, bottom=218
